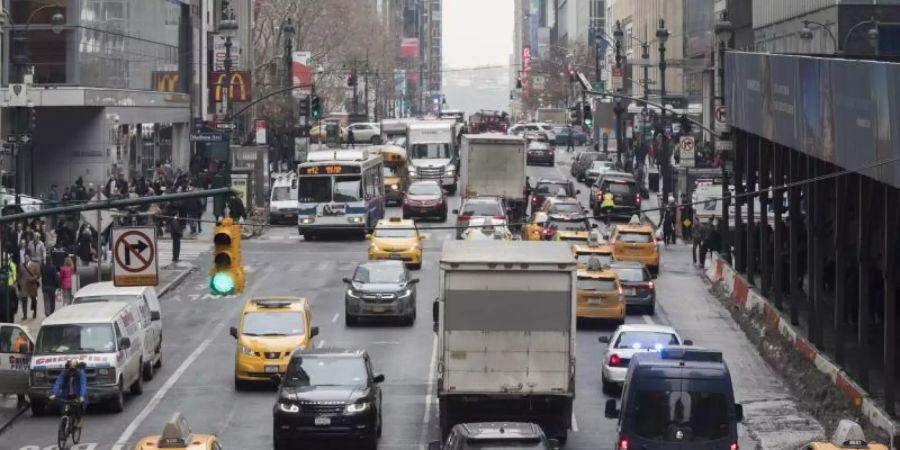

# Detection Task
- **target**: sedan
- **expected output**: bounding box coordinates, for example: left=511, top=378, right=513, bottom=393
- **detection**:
left=343, top=260, right=419, bottom=325
left=402, top=181, right=447, bottom=221
left=527, top=141, right=555, bottom=166
left=598, top=324, right=691, bottom=394
left=344, top=122, right=382, bottom=144
left=608, top=261, right=656, bottom=314
left=584, top=161, right=617, bottom=186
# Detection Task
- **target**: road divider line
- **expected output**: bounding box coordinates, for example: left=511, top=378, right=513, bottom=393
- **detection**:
left=420, top=336, right=439, bottom=448
left=331, top=313, right=340, bottom=323
left=571, top=412, right=579, bottom=432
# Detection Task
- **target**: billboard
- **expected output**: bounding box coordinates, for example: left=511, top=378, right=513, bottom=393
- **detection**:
left=152, top=71, right=180, bottom=93
left=292, top=51, right=313, bottom=97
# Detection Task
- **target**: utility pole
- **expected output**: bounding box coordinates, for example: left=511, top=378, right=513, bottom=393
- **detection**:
left=282, top=18, right=295, bottom=163
left=657, top=19, right=671, bottom=203
left=352, top=59, right=359, bottom=119
left=364, top=51, right=370, bottom=122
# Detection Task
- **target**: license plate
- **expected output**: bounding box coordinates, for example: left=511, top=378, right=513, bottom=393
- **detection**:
left=388, top=253, right=402, bottom=260
left=264, top=365, right=279, bottom=373
left=588, top=298, right=603, bottom=305
left=628, top=288, right=637, bottom=295
left=315, top=416, right=331, bottom=426
left=372, top=306, right=385, bottom=313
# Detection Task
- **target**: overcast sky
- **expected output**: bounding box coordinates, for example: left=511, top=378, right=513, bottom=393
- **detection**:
left=443, top=0, right=513, bottom=70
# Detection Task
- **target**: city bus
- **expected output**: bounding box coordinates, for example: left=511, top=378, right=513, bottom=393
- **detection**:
left=296, top=149, right=385, bottom=239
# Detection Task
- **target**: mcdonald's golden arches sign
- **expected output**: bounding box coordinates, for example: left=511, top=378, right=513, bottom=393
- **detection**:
left=152, top=71, right=180, bottom=92
left=209, top=71, right=252, bottom=103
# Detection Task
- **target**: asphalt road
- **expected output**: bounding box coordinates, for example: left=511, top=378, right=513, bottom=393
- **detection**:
left=5, top=146, right=822, bottom=450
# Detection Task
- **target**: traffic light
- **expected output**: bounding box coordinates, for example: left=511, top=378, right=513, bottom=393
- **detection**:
left=298, top=96, right=310, bottom=118
left=29, top=109, right=37, bottom=131
left=311, top=96, right=322, bottom=119
left=583, top=104, right=593, bottom=126
left=569, top=105, right=581, bottom=125
left=209, top=216, right=244, bottom=295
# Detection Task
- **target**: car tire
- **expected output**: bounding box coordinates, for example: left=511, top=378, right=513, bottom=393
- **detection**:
left=404, top=311, right=415, bottom=326
left=30, top=398, right=46, bottom=417
left=109, top=379, right=125, bottom=413
left=234, top=377, right=251, bottom=391
left=142, top=359, right=154, bottom=381
left=601, top=375, right=614, bottom=396
left=345, top=314, right=358, bottom=327
left=273, top=436, right=291, bottom=450
left=363, top=433, right=378, bottom=450
left=439, top=211, right=447, bottom=222
left=130, top=365, right=144, bottom=395
left=647, top=303, right=656, bottom=315
left=154, top=351, right=162, bottom=369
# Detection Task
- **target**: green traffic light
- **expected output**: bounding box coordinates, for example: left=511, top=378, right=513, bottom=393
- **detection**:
left=585, top=118, right=593, bottom=126
left=210, top=272, right=236, bottom=295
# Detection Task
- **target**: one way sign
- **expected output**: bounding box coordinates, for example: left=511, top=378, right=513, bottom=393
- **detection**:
left=112, top=226, right=159, bottom=287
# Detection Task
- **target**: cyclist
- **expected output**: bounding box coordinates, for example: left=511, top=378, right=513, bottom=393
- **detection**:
left=49, top=360, right=87, bottom=428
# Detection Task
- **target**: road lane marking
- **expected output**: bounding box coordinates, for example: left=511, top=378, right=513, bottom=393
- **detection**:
left=111, top=269, right=274, bottom=450
left=642, top=314, right=655, bottom=324
left=316, top=339, right=325, bottom=349
left=572, top=412, right=579, bottom=432
left=331, top=313, right=340, bottom=323
left=420, top=335, right=439, bottom=448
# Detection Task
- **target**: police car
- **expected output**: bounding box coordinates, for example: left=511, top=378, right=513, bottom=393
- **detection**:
left=597, top=324, right=690, bottom=395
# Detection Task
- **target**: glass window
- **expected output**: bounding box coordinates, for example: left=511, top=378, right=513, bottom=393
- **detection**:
left=410, top=143, right=451, bottom=159
left=241, top=312, right=305, bottom=336
left=461, top=202, right=503, bottom=216
left=633, top=390, right=730, bottom=441
left=408, top=183, right=441, bottom=196
left=383, top=166, right=400, bottom=177
left=614, top=331, right=679, bottom=349
left=271, top=186, right=296, bottom=201
left=353, top=264, right=405, bottom=283
left=36, top=324, right=116, bottom=354
left=548, top=203, right=582, bottom=215
left=613, top=267, right=649, bottom=282
left=576, top=253, right=613, bottom=267
left=606, top=182, right=636, bottom=194
left=285, top=356, right=368, bottom=387
left=0, top=326, right=13, bottom=353
left=298, top=177, right=332, bottom=203
left=333, top=176, right=362, bottom=202
left=577, top=278, right=618, bottom=292
left=617, top=232, right=653, bottom=243
left=374, top=227, right=417, bottom=238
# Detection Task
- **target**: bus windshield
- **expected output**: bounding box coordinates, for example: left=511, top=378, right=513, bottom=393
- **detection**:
left=410, top=143, right=451, bottom=159
left=298, top=177, right=332, bottom=203
left=334, top=176, right=362, bottom=202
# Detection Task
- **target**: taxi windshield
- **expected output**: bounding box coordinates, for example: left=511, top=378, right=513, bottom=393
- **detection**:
left=242, top=312, right=305, bottom=336
left=36, top=324, right=116, bottom=355
left=614, top=267, right=649, bottom=282
left=617, top=232, right=653, bottom=243
left=549, top=220, right=589, bottom=232
left=382, top=166, right=400, bottom=177
left=285, top=356, right=368, bottom=387
left=577, top=278, right=618, bottom=292
left=374, top=227, right=417, bottom=238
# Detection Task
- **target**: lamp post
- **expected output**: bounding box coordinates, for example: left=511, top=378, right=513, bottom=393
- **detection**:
left=613, top=21, right=625, bottom=166
left=281, top=18, right=295, bottom=164
left=656, top=19, right=671, bottom=202
left=715, top=11, right=733, bottom=264
left=842, top=17, right=886, bottom=57
left=799, top=20, right=838, bottom=54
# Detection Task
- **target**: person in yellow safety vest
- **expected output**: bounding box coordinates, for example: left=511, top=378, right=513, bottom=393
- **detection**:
left=6, top=257, right=16, bottom=287
left=600, top=192, right=616, bottom=225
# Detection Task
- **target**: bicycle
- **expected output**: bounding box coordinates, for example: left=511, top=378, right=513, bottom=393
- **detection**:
left=54, top=397, right=83, bottom=450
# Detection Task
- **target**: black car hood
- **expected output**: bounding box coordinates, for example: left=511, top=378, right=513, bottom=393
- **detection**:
left=282, top=385, right=370, bottom=403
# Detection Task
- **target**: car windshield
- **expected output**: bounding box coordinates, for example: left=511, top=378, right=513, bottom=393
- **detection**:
left=535, top=183, right=569, bottom=195
left=540, top=124, right=553, bottom=131
left=576, top=253, right=613, bottom=267
left=334, top=176, right=362, bottom=202
left=242, top=312, right=305, bottom=336
left=617, top=232, right=653, bottom=243
left=613, top=267, right=649, bottom=282
left=410, top=143, right=451, bottom=159
left=298, top=177, right=332, bottom=203
left=36, top=324, right=116, bottom=354
left=548, top=203, right=582, bottom=215
left=590, top=162, right=614, bottom=171
left=388, top=137, right=406, bottom=147
left=354, top=264, right=405, bottom=283
left=272, top=186, right=296, bottom=202
left=578, top=278, right=618, bottom=292
left=374, top=227, right=417, bottom=238
left=606, top=182, right=635, bottom=194
left=408, top=183, right=442, bottom=196
left=285, top=356, right=368, bottom=387
left=614, top=331, right=679, bottom=349
left=461, top=202, right=503, bottom=216
left=580, top=153, right=604, bottom=162
left=529, top=142, right=551, bottom=150
left=633, top=390, right=730, bottom=442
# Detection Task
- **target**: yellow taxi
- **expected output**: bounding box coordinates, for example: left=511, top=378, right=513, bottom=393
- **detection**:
left=610, top=216, right=660, bottom=277
left=230, top=297, right=318, bottom=390
left=134, top=413, right=221, bottom=450
left=522, top=212, right=550, bottom=241
left=803, top=420, right=889, bottom=450
left=576, top=257, right=626, bottom=323
left=572, top=230, right=615, bottom=267
left=368, top=217, right=424, bottom=269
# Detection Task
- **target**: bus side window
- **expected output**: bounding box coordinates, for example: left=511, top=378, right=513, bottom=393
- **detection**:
left=365, top=170, right=376, bottom=199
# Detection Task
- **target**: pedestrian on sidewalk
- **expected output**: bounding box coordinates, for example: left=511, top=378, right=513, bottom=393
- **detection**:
left=58, top=257, right=74, bottom=306
left=662, top=198, right=677, bottom=247
left=27, top=233, right=46, bottom=264
left=18, top=255, right=40, bottom=320
left=566, top=124, right=576, bottom=153
left=41, top=260, right=60, bottom=317
left=347, top=128, right=355, bottom=148
left=0, top=271, right=17, bottom=323
left=167, top=206, right=185, bottom=263
left=76, top=224, right=95, bottom=265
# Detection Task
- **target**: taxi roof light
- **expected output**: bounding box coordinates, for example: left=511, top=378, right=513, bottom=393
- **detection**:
left=253, top=299, right=293, bottom=308
left=629, top=215, right=641, bottom=225
left=588, top=229, right=603, bottom=247
left=832, top=420, right=868, bottom=448
left=158, top=412, right=193, bottom=448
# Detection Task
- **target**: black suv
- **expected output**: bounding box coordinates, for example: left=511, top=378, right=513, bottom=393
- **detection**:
left=431, top=422, right=560, bottom=450
left=273, top=349, right=384, bottom=450
left=590, top=173, right=640, bottom=219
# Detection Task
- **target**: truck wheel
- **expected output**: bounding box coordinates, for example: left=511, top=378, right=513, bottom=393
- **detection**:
left=446, top=185, right=457, bottom=195
left=370, top=136, right=381, bottom=145
left=109, top=380, right=125, bottom=413
left=142, top=359, right=154, bottom=381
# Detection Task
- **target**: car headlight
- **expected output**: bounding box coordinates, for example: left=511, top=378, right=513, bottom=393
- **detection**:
left=369, top=243, right=381, bottom=252
left=446, top=166, right=456, bottom=175
left=348, top=216, right=364, bottom=224
left=347, top=289, right=361, bottom=299
left=279, top=402, right=300, bottom=413
left=398, top=289, right=412, bottom=298
left=390, top=184, right=399, bottom=190
left=238, top=344, right=254, bottom=356
left=299, top=216, right=315, bottom=224
left=345, top=402, right=370, bottom=414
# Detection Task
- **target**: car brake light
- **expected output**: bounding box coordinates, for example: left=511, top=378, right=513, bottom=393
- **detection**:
left=645, top=281, right=655, bottom=290
left=458, top=214, right=472, bottom=221
left=492, top=215, right=505, bottom=220
left=635, top=193, right=641, bottom=203
left=609, top=354, right=622, bottom=366
left=618, top=437, right=629, bottom=450
left=730, top=443, right=738, bottom=450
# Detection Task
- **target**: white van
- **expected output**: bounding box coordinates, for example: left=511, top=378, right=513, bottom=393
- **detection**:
left=71, top=282, right=162, bottom=381
left=28, top=302, right=145, bottom=415
left=269, top=173, right=298, bottom=225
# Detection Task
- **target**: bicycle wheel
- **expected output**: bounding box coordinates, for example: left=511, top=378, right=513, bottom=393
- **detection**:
left=57, top=415, right=70, bottom=450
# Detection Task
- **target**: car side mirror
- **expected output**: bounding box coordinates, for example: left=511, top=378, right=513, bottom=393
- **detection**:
left=598, top=336, right=610, bottom=344
left=373, top=374, right=385, bottom=383
left=735, top=403, right=744, bottom=422
left=229, top=326, right=237, bottom=338
left=270, top=373, right=283, bottom=386
left=311, top=326, right=319, bottom=338
left=118, top=337, right=131, bottom=350
left=408, top=278, right=420, bottom=285
left=591, top=223, right=599, bottom=229
left=548, top=438, right=561, bottom=450
left=684, top=339, right=694, bottom=346
left=452, top=209, right=459, bottom=215
left=428, top=441, right=442, bottom=450
left=342, top=277, right=352, bottom=284
left=150, top=311, right=161, bottom=321
left=604, top=399, right=619, bottom=419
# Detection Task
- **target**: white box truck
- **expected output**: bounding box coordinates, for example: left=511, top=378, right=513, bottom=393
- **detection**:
left=432, top=241, right=577, bottom=442
left=407, top=120, right=459, bottom=194
left=459, top=133, right=528, bottom=225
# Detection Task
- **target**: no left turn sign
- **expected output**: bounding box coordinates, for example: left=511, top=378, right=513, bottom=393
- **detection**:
left=112, top=226, right=159, bottom=287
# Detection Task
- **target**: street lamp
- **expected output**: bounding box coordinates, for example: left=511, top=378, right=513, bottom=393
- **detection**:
left=715, top=10, right=734, bottom=264
left=799, top=20, right=837, bottom=53
left=656, top=19, right=671, bottom=201
left=843, top=17, right=882, bottom=56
